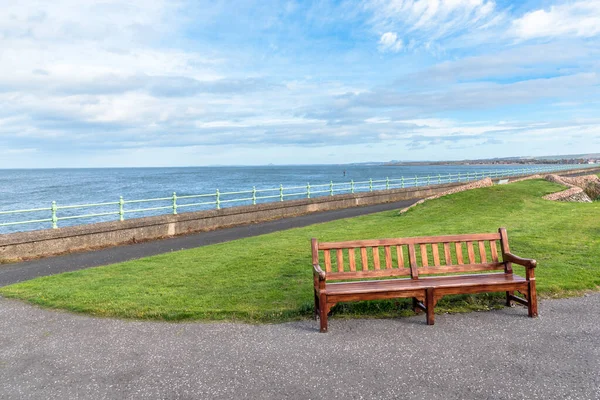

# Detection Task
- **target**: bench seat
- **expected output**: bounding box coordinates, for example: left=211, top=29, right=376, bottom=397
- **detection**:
left=311, top=228, right=538, bottom=332
left=326, top=273, right=526, bottom=295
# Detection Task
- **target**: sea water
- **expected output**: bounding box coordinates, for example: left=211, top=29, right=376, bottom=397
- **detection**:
left=0, top=164, right=559, bottom=233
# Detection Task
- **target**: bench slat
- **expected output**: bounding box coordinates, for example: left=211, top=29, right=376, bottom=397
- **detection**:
left=444, top=243, right=452, bottom=265
left=326, top=272, right=523, bottom=293
left=455, top=242, right=464, bottom=265
left=420, top=244, right=429, bottom=267
left=408, top=244, right=418, bottom=278
left=348, top=248, right=356, bottom=271
left=336, top=249, right=344, bottom=272
left=318, top=233, right=502, bottom=250
left=360, top=247, right=368, bottom=271
left=418, top=262, right=504, bottom=275
left=373, top=247, right=381, bottom=270
left=478, top=241, right=487, bottom=263
left=432, top=244, right=440, bottom=266
left=384, top=246, right=393, bottom=269
left=326, top=267, right=413, bottom=281
left=324, top=249, right=332, bottom=272
left=467, top=242, right=475, bottom=263
left=490, top=240, right=499, bottom=262
left=327, top=262, right=506, bottom=281
left=396, top=245, right=405, bottom=268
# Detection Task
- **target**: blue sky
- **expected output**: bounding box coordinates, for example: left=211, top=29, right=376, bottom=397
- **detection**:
left=1, top=0, right=599, bottom=168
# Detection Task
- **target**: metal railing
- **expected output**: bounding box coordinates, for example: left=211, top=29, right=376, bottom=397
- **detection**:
left=0, top=164, right=596, bottom=232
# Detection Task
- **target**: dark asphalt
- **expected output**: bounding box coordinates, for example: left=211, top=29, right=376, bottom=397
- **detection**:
left=0, top=199, right=418, bottom=287
left=1, top=294, right=598, bottom=399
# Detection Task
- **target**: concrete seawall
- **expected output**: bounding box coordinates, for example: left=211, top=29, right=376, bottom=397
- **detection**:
left=0, top=181, right=466, bottom=262
left=1, top=167, right=599, bottom=263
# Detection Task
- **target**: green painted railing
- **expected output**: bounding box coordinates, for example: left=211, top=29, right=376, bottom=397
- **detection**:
left=0, top=164, right=596, bottom=232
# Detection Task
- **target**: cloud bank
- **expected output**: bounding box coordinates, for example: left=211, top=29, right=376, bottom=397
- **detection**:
left=0, top=0, right=599, bottom=167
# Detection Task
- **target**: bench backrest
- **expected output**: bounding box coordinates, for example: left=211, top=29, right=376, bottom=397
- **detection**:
left=312, top=228, right=512, bottom=281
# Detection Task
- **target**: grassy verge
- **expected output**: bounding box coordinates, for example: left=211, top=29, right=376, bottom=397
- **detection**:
left=1, top=179, right=599, bottom=322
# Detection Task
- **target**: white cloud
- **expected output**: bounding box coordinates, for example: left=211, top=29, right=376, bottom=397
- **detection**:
left=367, top=0, right=500, bottom=49
left=512, top=1, right=600, bottom=39
left=379, top=31, right=404, bottom=52
left=403, top=42, right=599, bottom=83
left=0, top=0, right=599, bottom=167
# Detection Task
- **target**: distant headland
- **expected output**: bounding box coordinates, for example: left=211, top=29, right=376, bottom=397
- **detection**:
left=383, top=153, right=599, bottom=166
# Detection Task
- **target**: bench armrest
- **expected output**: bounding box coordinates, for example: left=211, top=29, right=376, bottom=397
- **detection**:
left=504, top=252, right=537, bottom=269
left=313, top=264, right=326, bottom=281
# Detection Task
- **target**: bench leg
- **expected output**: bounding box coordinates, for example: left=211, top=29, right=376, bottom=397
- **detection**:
left=412, top=297, right=422, bottom=314
left=426, top=288, right=435, bottom=326
left=528, top=281, right=538, bottom=318
left=506, top=291, right=514, bottom=307
left=314, top=291, right=320, bottom=320
left=319, top=294, right=328, bottom=332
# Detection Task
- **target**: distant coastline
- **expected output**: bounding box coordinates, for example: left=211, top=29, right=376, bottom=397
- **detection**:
left=384, top=154, right=599, bottom=167
left=384, top=160, right=596, bottom=166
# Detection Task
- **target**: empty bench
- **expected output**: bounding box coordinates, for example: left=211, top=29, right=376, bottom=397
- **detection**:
left=311, top=228, right=537, bottom=332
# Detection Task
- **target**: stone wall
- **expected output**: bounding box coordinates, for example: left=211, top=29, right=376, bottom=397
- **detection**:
left=542, top=174, right=600, bottom=202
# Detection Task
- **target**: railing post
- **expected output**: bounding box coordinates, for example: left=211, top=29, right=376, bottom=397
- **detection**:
left=279, top=184, right=284, bottom=201
left=307, top=183, right=311, bottom=198
left=330, top=181, right=334, bottom=196
left=172, top=192, right=177, bottom=215
left=438, top=174, right=441, bottom=184
left=458, top=172, right=461, bottom=182
left=119, top=196, right=124, bottom=221
left=415, top=176, right=418, bottom=187
left=369, top=178, right=373, bottom=192
left=350, top=180, right=354, bottom=194
left=216, top=189, right=220, bottom=210
left=252, top=186, right=257, bottom=205
left=401, top=176, right=404, bottom=189
left=427, top=175, right=431, bottom=186
left=51, top=201, right=58, bottom=229
left=386, top=177, right=390, bottom=190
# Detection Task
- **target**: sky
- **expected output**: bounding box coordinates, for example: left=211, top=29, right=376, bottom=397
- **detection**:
left=0, top=0, right=599, bottom=168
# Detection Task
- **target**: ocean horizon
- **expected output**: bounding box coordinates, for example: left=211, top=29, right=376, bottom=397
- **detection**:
left=0, top=163, right=578, bottom=233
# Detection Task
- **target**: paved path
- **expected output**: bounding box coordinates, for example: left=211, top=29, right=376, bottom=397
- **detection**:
left=0, top=199, right=418, bottom=287
left=0, top=294, right=598, bottom=399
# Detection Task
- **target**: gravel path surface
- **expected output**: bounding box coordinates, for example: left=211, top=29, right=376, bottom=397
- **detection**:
left=1, top=294, right=598, bottom=399
left=0, top=199, right=418, bottom=287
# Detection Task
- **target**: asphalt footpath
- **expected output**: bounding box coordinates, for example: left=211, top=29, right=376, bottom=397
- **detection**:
left=0, top=199, right=418, bottom=287
left=0, top=293, right=598, bottom=399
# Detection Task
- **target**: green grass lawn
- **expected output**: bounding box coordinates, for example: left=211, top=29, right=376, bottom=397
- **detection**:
left=2, top=179, right=600, bottom=322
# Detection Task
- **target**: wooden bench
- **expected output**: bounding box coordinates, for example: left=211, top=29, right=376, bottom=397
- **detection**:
left=311, top=228, right=537, bottom=332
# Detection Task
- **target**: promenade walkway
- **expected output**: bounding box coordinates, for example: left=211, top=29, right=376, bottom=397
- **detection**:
left=1, top=294, right=598, bottom=399
left=0, top=199, right=418, bottom=287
